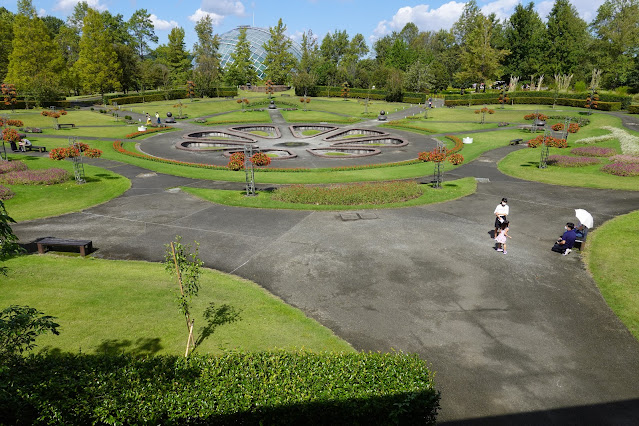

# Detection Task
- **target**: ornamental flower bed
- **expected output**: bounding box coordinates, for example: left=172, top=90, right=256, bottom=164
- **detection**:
left=601, top=162, right=639, bottom=176
left=49, top=144, right=102, bottom=160
left=474, top=107, right=495, bottom=114
left=0, top=118, right=23, bottom=127
left=527, top=135, right=567, bottom=148
left=0, top=185, right=14, bottom=200
left=273, top=181, right=423, bottom=205
left=0, top=160, right=28, bottom=174
left=250, top=152, right=271, bottom=167
left=125, top=126, right=173, bottom=138
left=609, top=155, right=639, bottom=164
left=570, top=147, right=616, bottom=157
left=0, top=168, right=70, bottom=185
left=546, top=155, right=600, bottom=167
left=524, top=113, right=548, bottom=121
left=41, top=109, right=67, bottom=118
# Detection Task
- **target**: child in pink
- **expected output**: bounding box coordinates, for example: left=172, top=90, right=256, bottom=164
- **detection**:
left=495, top=220, right=511, bottom=254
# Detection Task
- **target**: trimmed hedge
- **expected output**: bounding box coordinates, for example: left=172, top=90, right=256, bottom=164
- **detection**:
left=311, top=86, right=427, bottom=104
left=109, top=88, right=238, bottom=105
left=443, top=96, right=621, bottom=111
left=628, top=105, right=639, bottom=114
left=443, top=90, right=632, bottom=108
left=0, top=351, right=440, bottom=425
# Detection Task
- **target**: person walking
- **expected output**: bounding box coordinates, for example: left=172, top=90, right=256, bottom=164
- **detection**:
left=155, top=112, right=161, bottom=126
left=494, top=197, right=509, bottom=237
left=495, top=220, right=512, bottom=254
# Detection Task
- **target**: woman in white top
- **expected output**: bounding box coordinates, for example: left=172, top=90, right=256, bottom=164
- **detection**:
left=494, top=197, right=509, bottom=237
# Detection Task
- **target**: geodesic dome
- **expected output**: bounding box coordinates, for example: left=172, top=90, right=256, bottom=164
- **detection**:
left=218, top=26, right=302, bottom=80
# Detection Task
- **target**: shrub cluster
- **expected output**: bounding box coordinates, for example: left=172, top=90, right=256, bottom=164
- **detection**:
left=49, top=143, right=102, bottom=160
left=527, top=135, right=567, bottom=148
left=601, top=162, right=639, bottom=176
left=0, top=118, right=23, bottom=127
left=0, top=160, right=28, bottom=174
left=0, top=168, right=70, bottom=185
left=524, top=113, right=548, bottom=121
left=547, top=155, right=600, bottom=167
left=570, top=147, right=616, bottom=157
left=0, top=185, right=14, bottom=200
left=227, top=152, right=245, bottom=170
left=628, top=105, right=639, bottom=114
left=0, top=351, right=440, bottom=425
left=274, top=181, right=424, bottom=205
left=2, top=128, right=21, bottom=143
left=474, top=107, right=495, bottom=114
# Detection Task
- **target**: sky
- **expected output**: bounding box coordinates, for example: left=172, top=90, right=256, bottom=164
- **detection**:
left=1, top=0, right=607, bottom=51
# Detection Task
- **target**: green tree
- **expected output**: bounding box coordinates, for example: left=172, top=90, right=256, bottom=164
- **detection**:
left=591, top=0, right=639, bottom=88
left=224, top=27, right=257, bottom=86
left=164, top=236, right=203, bottom=357
left=75, top=9, right=121, bottom=95
left=542, top=0, right=590, bottom=78
left=156, top=27, right=192, bottom=87
left=456, top=14, right=509, bottom=90
left=0, top=200, right=20, bottom=276
left=263, top=18, right=297, bottom=84
left=128, top=9, right=158, bottom=58
left=192, top=15, right=221, bottom=97
left=452, top=0, right=482, bottom=45
left=298, top=30, right=320, bottom=73
left=6, top=10, right=64, bottom=105
left=0, top=7, right=14, bottom=81
left=114, top=43, right=140, bottom=94
left=503, top=2, right=545, bottom=79
left=41, top=15, right=65, bottom=38
left=320, top=29, right=350, bottom=65
left=0, top=305, right=60, bottom=358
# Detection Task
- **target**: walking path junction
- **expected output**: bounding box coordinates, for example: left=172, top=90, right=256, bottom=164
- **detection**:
left=11, top=107, right=639, bottom=424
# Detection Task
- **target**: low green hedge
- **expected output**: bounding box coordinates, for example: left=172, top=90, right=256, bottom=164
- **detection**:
left=628, top=105, right=639, bottom=114
left=443, top=96, right=621, bottom=111
left=0, top=351, right=440, bottom=425
left=443, top=90, right=631, bottom=108
left=110, top=88, right=238, bottom=105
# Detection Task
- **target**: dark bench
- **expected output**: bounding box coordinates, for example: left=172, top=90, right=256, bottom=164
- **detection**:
left=37, top=237, right=93, bottom=256
left=56, top=123, right=76, bottom=130
left=510, top=138, right=523, bottom=145
left=25, top=145, right=47, bottom=152
left=574, top=226, right=589, bottom=251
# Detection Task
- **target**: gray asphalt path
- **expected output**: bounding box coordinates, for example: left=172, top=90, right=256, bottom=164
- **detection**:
left=11, top=116, right=639, bottom=424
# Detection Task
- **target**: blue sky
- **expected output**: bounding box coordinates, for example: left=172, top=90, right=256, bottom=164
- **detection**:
left=1, top=0, right=606, bottom=51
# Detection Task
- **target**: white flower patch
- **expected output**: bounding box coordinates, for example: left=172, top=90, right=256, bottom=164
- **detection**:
left=574, top=134, right=615, bottom=144
left=601, top=126, right=639, bottom=156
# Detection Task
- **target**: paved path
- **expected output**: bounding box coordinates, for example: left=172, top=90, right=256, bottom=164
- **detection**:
left=12, top=114, right=639, bottom=424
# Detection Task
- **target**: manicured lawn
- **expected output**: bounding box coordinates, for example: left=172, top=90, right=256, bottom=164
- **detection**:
left=584, top=210, right=639, bottom=340
left=180, top=177, right=476, bottom=210
left=280, top=109, right=360, bottom=123
left=0, top=255, right=354, bottom=355
left=204, top=110, right=271, bottom=124
left=497, top=140, right=639, bottom=191
left=2, top=110, right=134, bottom=128
left=306, top=97, right=407, bottom=116
left=126, top=98, right=245, bottom=117
left=2, top=155, right=130, bottom=221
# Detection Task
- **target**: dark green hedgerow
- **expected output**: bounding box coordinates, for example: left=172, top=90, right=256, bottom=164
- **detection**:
left=0, top=351, right=440, bottom=425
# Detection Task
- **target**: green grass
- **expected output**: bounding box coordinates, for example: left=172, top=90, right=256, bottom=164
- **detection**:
left=584, top=210, right=639, bottom=340
left=301, top=129, right=321, bottom=136
left=180, top=177, right=476, bottom=210
left=0, top=255, right=354, bottom=355
left=3, top=110, right=135, bottom=128
left=497, top=140, right=639, bottom=191
left=204, top=110, right=271, bottom=124
left=280, top=109, right=360, bottom=123
left=2, top=155, right=130, bottom=221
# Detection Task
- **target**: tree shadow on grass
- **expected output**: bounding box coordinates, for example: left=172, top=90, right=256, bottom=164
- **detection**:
left=195, top=302, right=242, bottom=349
left=96, top=337, right=163, bottom=356
left=520, top=161, right=538, bottom=167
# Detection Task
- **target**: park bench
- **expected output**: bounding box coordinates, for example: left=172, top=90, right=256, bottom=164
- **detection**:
left=574, top=227, right=589, bottom=251
left=24, top=145, right=47, bottom=152
left=509, top=138, right=523, bottom=145
left=56, top=123, right=76, bottom=130
left=37, top=237, right=93, bottom=256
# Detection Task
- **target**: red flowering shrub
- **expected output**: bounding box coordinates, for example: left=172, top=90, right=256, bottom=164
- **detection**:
left=2, top=128, right=21, bottom=143
left=49, top=147, right=81, bottom=160
left=418, top=151, right=432, bottom=162
left=552, top=123, right=564, bottom=131
left=250, top=152, right=271, bottom=167
left=445, top=135, right=464, bottom=154
left=447, top=153, right=464, bottom=165
left=83, top=148, right=103, bottom=158
left=126, top=127, right=172, bottom=138
left=568, top=123, right=580, bottom=133
left=526, top=135, right=567, bottom=148
left=524, top=113, right=548, bottom=121
left=0, top=168, right=70, bottom=185
left=430, top=149, right=447, bottom=163
left=474, top=107, right=495, bottom=114
left=227, top=152, right=245, bottom=170
left=41, top=109, right=68, bottom=119
left=0, top=185, right=14, bottom=200
left=0, top=118, right=24, bottom=127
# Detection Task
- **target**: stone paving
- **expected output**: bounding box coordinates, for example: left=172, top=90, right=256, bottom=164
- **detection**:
left=11, top=107, right=639, bottom=424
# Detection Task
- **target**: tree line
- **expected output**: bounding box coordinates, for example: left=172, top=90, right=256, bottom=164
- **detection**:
left=1, top=0, right=638, bottom=106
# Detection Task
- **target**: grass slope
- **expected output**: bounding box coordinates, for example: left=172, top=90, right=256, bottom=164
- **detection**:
left=0, top=255, right=354, bottom=355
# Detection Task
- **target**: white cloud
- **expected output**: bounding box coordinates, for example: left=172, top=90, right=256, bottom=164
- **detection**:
left=373, top=2, right=466, bottom=38
left=200, top=0, right=246, bottom=16
left=54, top=0, right=107, bottom=12
left=188, top=9, right=224, bottom=25
left=150, top=14, right=178, bottom=31
left=289, top=30, right=304, bottom=43
left=38, top=8, right=46, bottom=16
left=481, top=0, right=520, bottom=21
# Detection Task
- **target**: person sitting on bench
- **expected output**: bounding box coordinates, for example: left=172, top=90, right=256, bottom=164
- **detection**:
left=552, top=222, right=577, bottom=256
left=18, top=138, right=32, bottom=152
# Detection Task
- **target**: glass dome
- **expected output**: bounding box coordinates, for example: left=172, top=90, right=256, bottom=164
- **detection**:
left=218, top=26, right=302, bottom=80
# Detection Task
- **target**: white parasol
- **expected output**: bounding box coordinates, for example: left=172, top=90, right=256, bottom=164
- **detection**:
left=575, top=209, right=594, bottom=229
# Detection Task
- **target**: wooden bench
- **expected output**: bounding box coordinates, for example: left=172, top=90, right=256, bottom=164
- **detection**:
left=56, top=123, right=76, bottom=130
left=37, top=237, right=93, bottom=256
left=25, top=145, right=47, bottom=152
left=574, top=227, right=589, bottom=251
left=510, top=138, right=523, bottom=145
